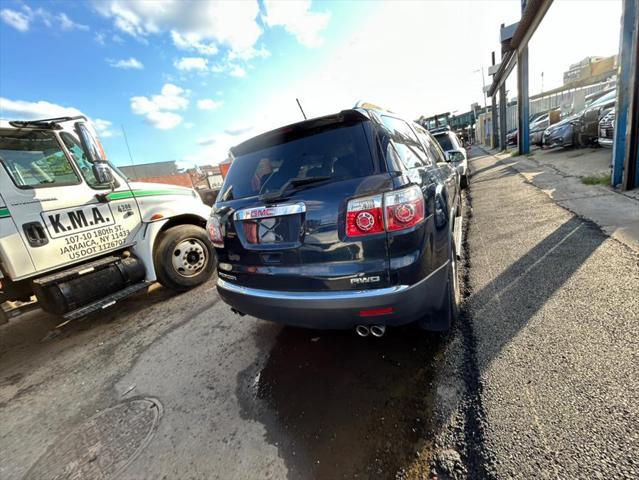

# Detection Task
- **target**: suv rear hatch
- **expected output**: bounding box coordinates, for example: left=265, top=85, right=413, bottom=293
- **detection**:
left=212, top=110, right=393, bottom=292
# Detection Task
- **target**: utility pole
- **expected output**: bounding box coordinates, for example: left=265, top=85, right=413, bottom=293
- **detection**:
left=121, top=124, right=137, bottom=179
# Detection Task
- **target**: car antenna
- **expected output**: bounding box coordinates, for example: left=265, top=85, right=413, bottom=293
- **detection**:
left=296, top=98, right=307, bottom=120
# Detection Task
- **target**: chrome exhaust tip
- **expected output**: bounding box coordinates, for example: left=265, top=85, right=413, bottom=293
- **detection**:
left=355, top=325, right=370, bottom=337
left=370, top=325, right=386, bottom=337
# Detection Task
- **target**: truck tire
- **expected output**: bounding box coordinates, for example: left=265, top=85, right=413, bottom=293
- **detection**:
left=153, top=225, right=216, bottom=292
left=461, top=174, right=469, bottom=189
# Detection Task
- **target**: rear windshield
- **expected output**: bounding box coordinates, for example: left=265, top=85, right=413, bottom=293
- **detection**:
left=219, top=122, right=374, bottom=201
left=434, top=133, right=456, bottom=152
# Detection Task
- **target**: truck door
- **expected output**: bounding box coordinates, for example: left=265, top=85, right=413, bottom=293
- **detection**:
left=0, top=126, right=141, bottom=275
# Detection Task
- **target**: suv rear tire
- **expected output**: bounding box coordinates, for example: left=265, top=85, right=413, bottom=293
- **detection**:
left=154, top=225, right=216, bottom=292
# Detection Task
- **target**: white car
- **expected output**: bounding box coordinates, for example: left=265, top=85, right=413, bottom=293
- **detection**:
left=433, top=130, right=469, bottom=188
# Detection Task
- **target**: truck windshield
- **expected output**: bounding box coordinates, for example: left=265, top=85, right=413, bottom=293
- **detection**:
left=0, top=129, right=80, bottom=188
left=219, top=122, right=374, bottom=201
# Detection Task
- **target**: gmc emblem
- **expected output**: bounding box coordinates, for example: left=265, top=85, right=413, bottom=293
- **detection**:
left=250, top=208, right=275, bottom=219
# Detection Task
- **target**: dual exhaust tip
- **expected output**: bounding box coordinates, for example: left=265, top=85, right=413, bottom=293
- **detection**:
left=355, top=324, right=386, bottom=337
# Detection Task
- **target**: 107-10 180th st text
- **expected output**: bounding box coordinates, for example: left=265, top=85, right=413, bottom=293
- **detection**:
left=59, top=225, right=130, bottom=261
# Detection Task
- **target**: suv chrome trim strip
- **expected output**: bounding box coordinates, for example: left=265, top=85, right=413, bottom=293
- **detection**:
left=234, top=202, right=306, bottom=221
left=217, top=278, right=409, bottom=300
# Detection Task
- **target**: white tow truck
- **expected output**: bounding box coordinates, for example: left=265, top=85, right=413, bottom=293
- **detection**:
left=0, top=116, right=215, bottom=323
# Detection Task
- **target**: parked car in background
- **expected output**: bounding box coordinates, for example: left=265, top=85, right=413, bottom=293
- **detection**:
left=598, top=108, right=615, bottom=147
left=529, top=113, right=550, bottom=146
left=506, top=128, right=518, bottom=146
left=576, top=90, right=616, bottom=146
left=209, top=105, right=462, bottom=335
left=433, top=129, right=469, bottom=188
left=542, top=114, right=578, bottom=148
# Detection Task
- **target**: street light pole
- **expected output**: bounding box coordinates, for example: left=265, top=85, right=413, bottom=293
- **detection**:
left=474, top=67, right=489, bottom=145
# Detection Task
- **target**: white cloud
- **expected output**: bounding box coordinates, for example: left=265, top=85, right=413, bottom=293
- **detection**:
left=229, top=65, right=246, bottom=78
left=0, top=6, right=87, bottom=33
left=108, top=57, right=144, bottom=69
left=130, top=83, right=189, bottom=130
left=93, top=118, right=116, bottom=138
left=0, top=97, right=83, bottom=119
left=197, top=99, right=223, bottom=110
left=95, top=0, right=262, bottom=58
left=227, top=45, right=270, bottom=62
left=171, top=31, right=218, bottom=56
left=263, top=0, right=330, bottom=48
left=174, top=57, right=208, bottom=71
left=57, top=12, right=89, bottom=31
left=0, top=97, right=115, bottom=137
left=0, top=8, right=30, bottom=32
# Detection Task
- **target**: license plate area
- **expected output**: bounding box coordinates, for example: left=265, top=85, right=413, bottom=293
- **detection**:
left=234, top=203, right=305, bottom=250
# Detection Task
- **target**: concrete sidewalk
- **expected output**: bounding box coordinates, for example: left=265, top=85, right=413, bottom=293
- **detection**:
left=460, top=147, right=638, bottom=478
left=491, top=147, right=639, bottom=252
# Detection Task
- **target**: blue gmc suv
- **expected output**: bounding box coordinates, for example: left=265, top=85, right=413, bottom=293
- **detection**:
left=207, top=105, right=462, bottom=335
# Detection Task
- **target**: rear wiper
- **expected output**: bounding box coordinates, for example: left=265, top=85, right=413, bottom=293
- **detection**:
left=259, top=176, right=331, bottom=202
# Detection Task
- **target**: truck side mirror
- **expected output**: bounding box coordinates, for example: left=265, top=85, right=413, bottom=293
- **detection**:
left=75, top=122, right=107, bottom=163
left=75, top=121, right=113, bottom=186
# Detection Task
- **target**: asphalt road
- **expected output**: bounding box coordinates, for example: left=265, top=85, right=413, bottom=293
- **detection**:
left=0, top=280, right=444, bottom=479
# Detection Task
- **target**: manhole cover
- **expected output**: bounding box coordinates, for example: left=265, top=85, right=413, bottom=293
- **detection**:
left=25, top=398, right=162, bottom=480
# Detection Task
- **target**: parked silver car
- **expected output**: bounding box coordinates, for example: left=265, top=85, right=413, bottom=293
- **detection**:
left=598, top=109, right=615, bottom=147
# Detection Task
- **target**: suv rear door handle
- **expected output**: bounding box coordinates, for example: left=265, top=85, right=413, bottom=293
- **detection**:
left=22, top=221, right=49, bottom=247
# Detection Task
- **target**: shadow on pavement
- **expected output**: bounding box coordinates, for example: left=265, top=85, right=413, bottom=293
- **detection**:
left=237, top=325, right=446, bottom=480
left=458, top=154, right=608, bottom=474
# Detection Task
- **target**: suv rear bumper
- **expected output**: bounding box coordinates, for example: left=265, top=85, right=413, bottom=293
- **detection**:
left=216, top=261, right=449, bottom=330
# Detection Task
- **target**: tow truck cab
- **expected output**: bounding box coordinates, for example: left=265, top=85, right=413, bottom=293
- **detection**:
left=0, top=116, right=215, bottom=322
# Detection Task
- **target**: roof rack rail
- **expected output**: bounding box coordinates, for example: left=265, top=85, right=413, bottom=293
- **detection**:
left=8, top=115, right=87, bottom=130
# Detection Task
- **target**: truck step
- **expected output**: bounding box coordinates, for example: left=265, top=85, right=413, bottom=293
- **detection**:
left=33, top=256, right=122, bottom=287
left=63, top=281, right=151, bottom=321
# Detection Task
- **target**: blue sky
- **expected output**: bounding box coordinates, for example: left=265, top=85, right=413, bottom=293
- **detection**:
left=0, top=1, right=622, bottom=168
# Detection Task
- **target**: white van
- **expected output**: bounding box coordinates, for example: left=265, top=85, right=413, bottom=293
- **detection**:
left=0, top=116, right=215, bottom=321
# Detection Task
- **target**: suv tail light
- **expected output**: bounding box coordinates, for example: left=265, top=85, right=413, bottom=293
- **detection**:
left=346, top=185, right=425, bottom=237
left=346, top=195, right=384, bottom=237
left=384, top=185, right=425, bottom=231
left=207, top=216, right=224, bottom=248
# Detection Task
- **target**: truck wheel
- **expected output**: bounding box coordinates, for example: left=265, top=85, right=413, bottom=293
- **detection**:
left=461, top=174, right=469, bottom=189
left=154, top=225, right=216, bottom=292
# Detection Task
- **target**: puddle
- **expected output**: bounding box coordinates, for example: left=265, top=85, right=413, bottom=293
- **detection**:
left=237, top=326, right=445, bottom=479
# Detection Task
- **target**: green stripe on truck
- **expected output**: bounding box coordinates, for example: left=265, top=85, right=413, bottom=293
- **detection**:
left=106, top=189, right=193, bottom=201
left=0, top=207, right=10, bottom=218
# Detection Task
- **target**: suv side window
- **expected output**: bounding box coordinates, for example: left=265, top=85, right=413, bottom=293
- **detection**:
left=420, top=130, right=447, bottom=164
left=412, top=125, right=438, bottom=166
left=380, top=115, right=429, bottom=169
